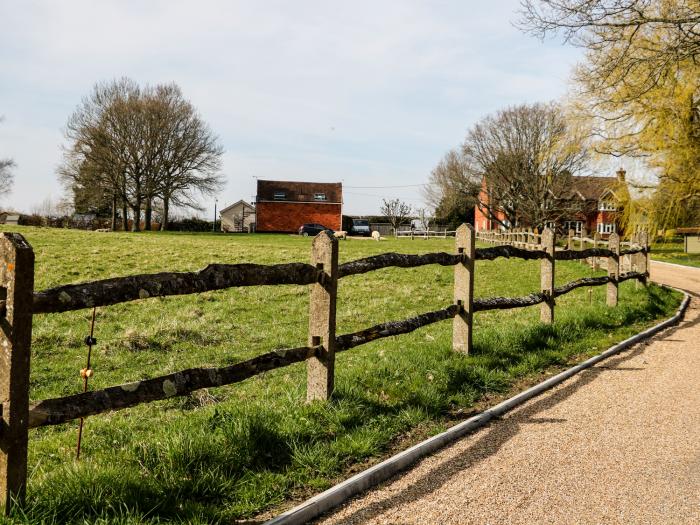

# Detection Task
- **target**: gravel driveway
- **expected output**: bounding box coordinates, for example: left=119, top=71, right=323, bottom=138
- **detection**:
left=316, top=261, right=700, bottom=524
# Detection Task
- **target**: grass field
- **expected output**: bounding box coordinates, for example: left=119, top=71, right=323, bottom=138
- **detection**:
left=0, top=227, right=681, bottom=524
left=651, top=241, right=700, bottom=268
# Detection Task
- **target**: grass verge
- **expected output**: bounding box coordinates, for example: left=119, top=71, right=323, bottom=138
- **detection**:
left=651, top=242, right=700, bottom=268
left=0, top=227, right=682, bottom=524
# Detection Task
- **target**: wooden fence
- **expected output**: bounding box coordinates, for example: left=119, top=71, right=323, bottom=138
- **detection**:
left=395, top=228, right=457, bottom=239
left=0, top=225, right=649, bottom=511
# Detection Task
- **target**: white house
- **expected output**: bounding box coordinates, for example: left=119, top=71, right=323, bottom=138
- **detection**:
left=220, top=200, right=256, bottom=232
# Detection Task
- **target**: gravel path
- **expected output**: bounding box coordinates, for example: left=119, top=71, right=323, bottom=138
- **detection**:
left=316, top=261, right=700, bottom=524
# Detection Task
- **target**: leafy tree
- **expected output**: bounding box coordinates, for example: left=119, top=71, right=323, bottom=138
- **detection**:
left=519, top=1, right=700, bottom=98
left=519, top=1, right=700, bottom=229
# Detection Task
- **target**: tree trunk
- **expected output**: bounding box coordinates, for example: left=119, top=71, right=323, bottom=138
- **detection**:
left=160, top=197, right=169, bottom=231
left=144, top=199, right=152, bottom=231
left=131, top=199, right=141, bottom=232
left=111, top=194, right=117, bottom=231
left=121, top=201, right=129, bottom=231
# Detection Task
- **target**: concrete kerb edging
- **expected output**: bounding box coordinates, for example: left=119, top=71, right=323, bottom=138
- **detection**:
left=266, top=289, right=692, bottom=525
left=651, top=260, right=700, bottom=271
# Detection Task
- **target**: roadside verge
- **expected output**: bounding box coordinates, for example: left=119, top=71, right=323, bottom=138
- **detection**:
left=266, top=288, right=691, bottom=525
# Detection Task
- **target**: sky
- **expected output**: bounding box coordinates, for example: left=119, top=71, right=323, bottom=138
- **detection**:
left=0, top=0, right=586, bottom=216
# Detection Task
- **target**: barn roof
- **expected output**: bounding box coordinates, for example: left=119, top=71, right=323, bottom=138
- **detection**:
left=256, top=180, right=342, bottom=203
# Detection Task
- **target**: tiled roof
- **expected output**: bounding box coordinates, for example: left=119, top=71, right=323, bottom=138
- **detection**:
left=256, top=180, right=342, bottom=203
left=569, top=176, right=619, bottom=201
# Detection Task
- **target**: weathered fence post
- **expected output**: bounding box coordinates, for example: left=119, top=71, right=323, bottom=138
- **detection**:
left=592, top=232, right=601, bottom=270
left=639, top=231, right=649, bottom=285
left=579, top=228, right=587, bottom=264
left=607, top=232, right=620, bottom=307
left=453, top=224, right=475, bottom=354
left=540, top=228, right=555, bottom=324
left=567, top=229, right=574, bottom=250
left=0, top=233, right=34, bottom=512
left=630, top=232, right=640, bottom=288
left=307, top=231, right=338, bottom=402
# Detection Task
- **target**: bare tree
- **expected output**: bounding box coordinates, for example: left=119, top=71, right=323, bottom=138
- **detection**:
left=59, top=78, right=224, bottom=232
left=148, top=84, right=224, bottom=230
left=416, top=207, right=434, bottom=232
left=380, top=198, right=412, bottom=234
left=464, top=102, right=589, bottom=229
left=423, top=148, right=480, bottom=224
left=0, top=117, right=15, bottom=199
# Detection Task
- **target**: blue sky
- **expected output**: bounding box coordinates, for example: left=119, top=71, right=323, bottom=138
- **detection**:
left=0, top=0, right=583, bottom=216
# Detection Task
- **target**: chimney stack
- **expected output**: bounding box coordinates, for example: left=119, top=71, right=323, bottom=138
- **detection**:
left=616, top=167, right=626, bottom=182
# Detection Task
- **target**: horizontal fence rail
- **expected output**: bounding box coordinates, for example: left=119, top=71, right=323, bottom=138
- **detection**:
left=27, top=247, right=648, bottom=315
left=31, top=262, right=325, bottom=314
left=0, top=225, right=651, bottom=511
left=27, top=305, right=462, bottom=428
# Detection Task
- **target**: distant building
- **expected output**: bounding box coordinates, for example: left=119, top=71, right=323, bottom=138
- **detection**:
left=677, top=227, right=700, bottom=254
left=474, top=169, right=626, bottom=237
left=255, top=180, right=342, bottom=233
left=220, top=200, right=256, bottom=232
left=0, top=212, right=20, bottom=225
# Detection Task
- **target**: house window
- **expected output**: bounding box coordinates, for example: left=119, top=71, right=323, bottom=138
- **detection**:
left=273, top=192, right=286, bottom=200
left=564, top=221, right=583, bottom=233
left=597, top=223, right=616, bottom=234
left=314, top=193, right=327, bottom=201
left=599, top=200, right=616, bottom=211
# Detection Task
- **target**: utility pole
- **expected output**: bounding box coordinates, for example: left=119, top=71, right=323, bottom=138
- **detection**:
left=213, top=199, right=217, bottom=232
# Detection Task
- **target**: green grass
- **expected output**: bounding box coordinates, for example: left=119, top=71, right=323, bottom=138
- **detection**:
left=0, top=227, right=682, bottom=524
left=650, top=241, right=700, bottom=268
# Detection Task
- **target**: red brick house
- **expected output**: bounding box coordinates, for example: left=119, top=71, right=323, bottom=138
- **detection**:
left=255, top=180, right=342, bottom=233
left=474, top=169, right=626, bottom=237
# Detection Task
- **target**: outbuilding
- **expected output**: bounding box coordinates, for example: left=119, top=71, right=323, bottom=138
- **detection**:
left=677, top=227, right=700, bottom=253
left=220, top=200, right=256, bottom=232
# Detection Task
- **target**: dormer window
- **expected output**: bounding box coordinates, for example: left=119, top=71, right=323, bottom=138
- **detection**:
left=599, top=200, right=616, bottom=211
left=273, top=192, right=286, bottom=200
left=314, top=193, right=327, bottom=201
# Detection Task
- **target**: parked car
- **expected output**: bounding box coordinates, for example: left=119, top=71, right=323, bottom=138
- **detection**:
left=298, top=223, right=334, bottom=236
left=349, top=218, right=371, bottom=236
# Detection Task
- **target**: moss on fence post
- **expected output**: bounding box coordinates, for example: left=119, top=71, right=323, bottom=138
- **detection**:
left=0, top=233, right=34, bottom=513
left=307, top=231, right=339, bottom=402
left=453, top=224, right=475, bottom=354
left=540, top=228, right=555, bottom=324
left=607, top=232, right=620, bottom=307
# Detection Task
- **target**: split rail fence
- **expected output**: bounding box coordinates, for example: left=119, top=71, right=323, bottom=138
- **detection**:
left=0, top=225, right=649, bottom=510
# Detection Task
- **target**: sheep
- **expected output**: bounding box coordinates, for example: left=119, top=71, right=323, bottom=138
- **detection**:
left=94, top=228, right=111, bottom=232
left=371, top=230, right=381, bottom=241
left=333, top=230, right=347, bottom=240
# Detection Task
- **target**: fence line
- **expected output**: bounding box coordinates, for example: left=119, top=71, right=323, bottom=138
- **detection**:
left=0, top=226, right=650, bottom=511
left=395, top=229, right=457, bottom=239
